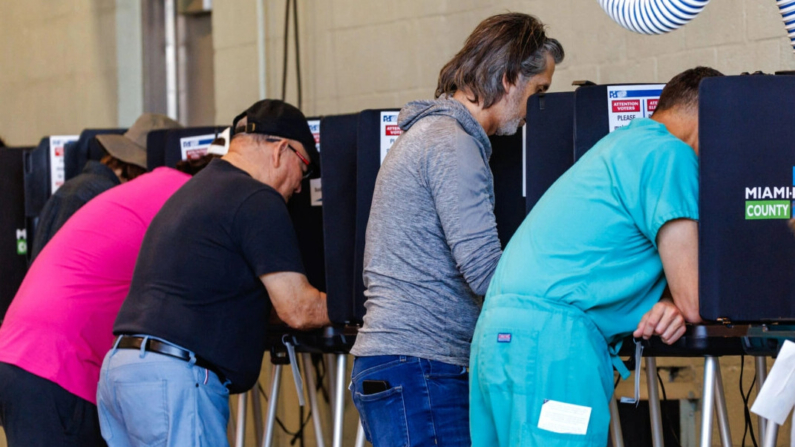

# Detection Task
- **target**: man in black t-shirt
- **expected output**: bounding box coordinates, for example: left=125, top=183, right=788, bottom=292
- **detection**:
left=97, top=100, right=330, bottom=447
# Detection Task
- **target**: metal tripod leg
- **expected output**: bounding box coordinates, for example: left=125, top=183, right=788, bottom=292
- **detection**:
left=355, top=419, right=366, bottom=447
left=646, top=357, right=664, bottom=447
left=302, top=353, right=326, bottom=447
left=327, top=354, right=338, bottom=428
left=262, top=364, right=283, bottom=447
left=609, top=395, right=624, bottom=447
left=234, top=392, right=248, bottom=447
left=252, top=387, right=264, bottom=447
left=756, top=356, right=768, bottom=444
left=763, top=421, right=779, bottom=447
left=713, top=359, right=732, bottom=447
left=700, top=356, right=717, bottom=447
left=332, top=354, right=347, bottom=447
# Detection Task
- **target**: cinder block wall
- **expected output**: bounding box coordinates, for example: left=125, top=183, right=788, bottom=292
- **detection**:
left=212, top=0, right=795, bottom=124
left=0, top=0, right=118, bottom=146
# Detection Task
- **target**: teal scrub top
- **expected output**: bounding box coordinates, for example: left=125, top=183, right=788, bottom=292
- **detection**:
left=487, top=118, right=699, bottom=346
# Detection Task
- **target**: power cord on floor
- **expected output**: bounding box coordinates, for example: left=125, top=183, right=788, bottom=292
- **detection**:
left=257, top=382, right=313, bottom=445
left=656, top=370, right=682, bottom=447
left=739, top=355, right=759, bottom=447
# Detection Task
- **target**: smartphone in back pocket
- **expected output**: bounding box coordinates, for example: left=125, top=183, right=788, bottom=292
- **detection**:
left=362, top=380, right=390, bottom=395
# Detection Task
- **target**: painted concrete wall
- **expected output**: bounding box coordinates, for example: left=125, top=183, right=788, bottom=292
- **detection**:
left=0, top=0, right=118, bottom=146
left=211, top=0, right=795, bottom=124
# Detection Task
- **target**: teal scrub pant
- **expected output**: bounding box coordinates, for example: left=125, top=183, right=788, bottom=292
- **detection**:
left=469, top=294, right=614, bottom=447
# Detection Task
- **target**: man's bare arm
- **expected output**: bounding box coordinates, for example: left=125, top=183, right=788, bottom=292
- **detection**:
left=656, top=218, right=702, bottom=324
left=633, top=219, right=702, bottom=344
left=260, top=271, right=330, bottom=330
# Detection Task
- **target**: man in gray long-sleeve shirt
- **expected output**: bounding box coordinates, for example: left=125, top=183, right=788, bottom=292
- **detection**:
left=350, top=13, right=564, bottom=447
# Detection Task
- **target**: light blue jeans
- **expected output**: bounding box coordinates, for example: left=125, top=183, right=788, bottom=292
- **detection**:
left=96, top=339, right=231, bottom=447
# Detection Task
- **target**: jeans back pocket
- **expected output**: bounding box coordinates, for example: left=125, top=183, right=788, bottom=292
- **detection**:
left=353, top=386, right=410, bottom=447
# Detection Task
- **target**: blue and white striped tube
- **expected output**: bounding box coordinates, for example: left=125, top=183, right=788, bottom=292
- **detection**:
left=598, top=0, right=711, bottom=35
left=779, top=0, right=795, bottom=53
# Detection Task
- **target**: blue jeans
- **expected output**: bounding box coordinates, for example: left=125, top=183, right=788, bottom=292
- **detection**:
left=96, top=338, right=230, bottom=447
left=351, top=355, right=470, bottom=447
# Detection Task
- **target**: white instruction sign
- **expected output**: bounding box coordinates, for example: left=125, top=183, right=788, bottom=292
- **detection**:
left=751, top=340, right=795, bottom=425
left=309, top=178, right=322, bottom=207
left=380, top=111, right=401, bottom=165
left=49, top=135, right=79, bottom=194
left=537, top=399, right=591, bottom=435
left=606, top=84, right=664, bottom=132
left=180, top=134, right=216, bottom=160
left=308, top=119, right=320, bottom=152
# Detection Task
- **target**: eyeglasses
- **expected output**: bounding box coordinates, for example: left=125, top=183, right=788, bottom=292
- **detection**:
left=266, top=137, right=313, bottom=179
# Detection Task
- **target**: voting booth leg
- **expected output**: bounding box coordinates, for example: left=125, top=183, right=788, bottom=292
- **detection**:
left=713, top=360, right=732, bottom=447
left=756, top=356, right=769, bottom=444
left=645, top=357, right=665, bottom=447
left=262, top=364, right=283, bottom=447
left=302, top=352, right=327, bottom=447
left=608, top=396, right=624, bottom=447
left=332, top=354, right=348, bottom=447
left=327, top=354, right=338, bottom=426
left=251, top=388, right=264, bottom=447
left=355, top=419, right=366, bottom=447
left=763, top=421, right=779, bottom=447
left=234, top=392, right=248, bottom=447
left=700, top=356, right=718, bottom=447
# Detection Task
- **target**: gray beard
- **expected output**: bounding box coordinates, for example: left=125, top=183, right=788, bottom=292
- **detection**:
left=495, top=116, right=522, bottom=136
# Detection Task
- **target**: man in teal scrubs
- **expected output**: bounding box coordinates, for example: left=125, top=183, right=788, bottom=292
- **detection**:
left=469, top=67, right=723, bottom=446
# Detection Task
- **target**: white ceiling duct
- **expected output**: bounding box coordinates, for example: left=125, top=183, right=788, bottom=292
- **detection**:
left=780, top=0, right=795, bottom=53
left=597, top=0, right=710, bottom=35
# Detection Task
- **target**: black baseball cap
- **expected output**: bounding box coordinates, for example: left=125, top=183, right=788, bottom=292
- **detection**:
left=231, top=99, right=319, bottom=170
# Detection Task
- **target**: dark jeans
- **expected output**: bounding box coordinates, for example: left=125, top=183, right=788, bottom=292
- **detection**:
left=351, top=355, right=470, bottom=447
left=0, top=362, right=106, bottom=447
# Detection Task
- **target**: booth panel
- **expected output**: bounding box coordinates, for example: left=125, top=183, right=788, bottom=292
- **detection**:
left=287, top=118, right=325, bottom=295
left=0, top=148, right=31, bottom=321
left=525, top=92, right=575, bottom=214
left=163, top=127, right=224, bottom=168
left=64, top=128, right=126, bottom=181
left=490, top=132, right=525, bottom=248
left=320, top=114, right=359, bottom=324
left=22, top=138, right=51, bottom=260
left=574, top=85, right=609, bottom=161
left=574, top=84, right=662, bottom=161
left=354, top=110, right=385, bottom=323
left=146, top=130, right=170, bottom=171
left=699, top=75, right=795, bottom=322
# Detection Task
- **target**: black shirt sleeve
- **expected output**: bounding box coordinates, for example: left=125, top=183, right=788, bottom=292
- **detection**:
left=233, top=188, right=305, bottom=278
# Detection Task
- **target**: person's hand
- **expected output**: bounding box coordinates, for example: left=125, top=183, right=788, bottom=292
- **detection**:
left=788, top=218, right=795, bottom=236
left=632, top=298, right=686, bottom=344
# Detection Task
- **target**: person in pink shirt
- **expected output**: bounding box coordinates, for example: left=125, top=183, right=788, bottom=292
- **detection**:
left=0, top=162, right=205, bottom=447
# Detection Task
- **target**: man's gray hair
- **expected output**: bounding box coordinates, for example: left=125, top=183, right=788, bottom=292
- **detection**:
left=435, top=13, right=564, bottom=108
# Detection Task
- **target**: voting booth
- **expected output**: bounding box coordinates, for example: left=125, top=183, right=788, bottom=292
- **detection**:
left=146, top=129, right=170, bottom=171
left=699, top=75, right=795, bottom=323
left=0, top=147, right=32, bottom=320
left=353, top=109, right=400, bottom=323
left=287, top=118, right=325, bottom=296
left=64, top=128, right=126, bottom=181
left=319, top=114, right=360, bottom=325
left=524, top=92, right=575, bottom=214
left=162, top=127, right=225, bottom=168
left=574, top=83, right=664, bottom=161
left=489, top=132, right=525, bottom=248
left=23, top=135, right=79, bottom=260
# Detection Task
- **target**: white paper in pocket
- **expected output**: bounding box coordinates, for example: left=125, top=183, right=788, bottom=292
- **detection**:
left=537, top=399, right=591, bottom=435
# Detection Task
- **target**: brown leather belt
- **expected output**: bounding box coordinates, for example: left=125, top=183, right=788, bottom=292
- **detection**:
left=117, top=335, right=227, bottom=385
